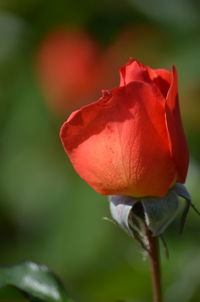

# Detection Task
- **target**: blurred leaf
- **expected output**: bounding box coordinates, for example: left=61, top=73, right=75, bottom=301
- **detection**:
left=0, top=285, right=26, bottom=301
left=0, top=261, right=73, bottom=302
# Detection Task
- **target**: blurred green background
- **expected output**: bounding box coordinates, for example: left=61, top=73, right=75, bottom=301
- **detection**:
left=0, top=0, right=200, bottom=301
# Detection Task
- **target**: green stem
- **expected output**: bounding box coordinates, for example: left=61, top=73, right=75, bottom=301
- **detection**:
left=146, top=228, right=162, bottom=302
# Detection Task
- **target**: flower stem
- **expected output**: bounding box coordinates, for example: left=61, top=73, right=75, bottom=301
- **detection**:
left=146, top=227, right=162, bottom=302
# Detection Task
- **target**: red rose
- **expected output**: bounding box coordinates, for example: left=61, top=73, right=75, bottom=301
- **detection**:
left=60, top=59, right=189, bottom=197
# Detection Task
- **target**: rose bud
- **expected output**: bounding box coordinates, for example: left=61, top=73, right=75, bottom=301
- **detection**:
left=60, top=59, right=189, bottom=198
left=37, top=28, right=110, bottom=115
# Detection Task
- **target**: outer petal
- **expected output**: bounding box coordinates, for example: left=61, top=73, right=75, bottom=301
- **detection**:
left=165, top=66, right=189, bottom=183
left=119, top=59, right=151, bottom=86
left=60, top=81, right=176, bottom=197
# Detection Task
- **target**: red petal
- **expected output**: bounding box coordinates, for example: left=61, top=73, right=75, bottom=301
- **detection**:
left=60, top=81, right=176, bottom=197
left=119, top=59, right=171, bottom=99
left=165, top=66, right=189, bottom=182
left=119, top=59, right=151, bottom=86
left=148, top=68, right=171, bottom=98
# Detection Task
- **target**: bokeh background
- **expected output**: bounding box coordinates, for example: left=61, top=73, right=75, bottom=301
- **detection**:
left=0, top=0, right=200, bottom=301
